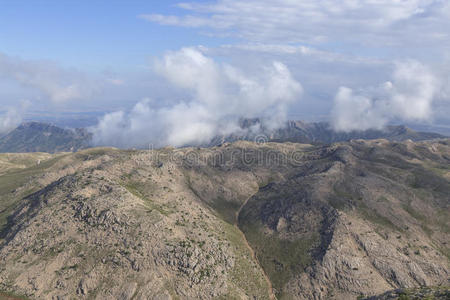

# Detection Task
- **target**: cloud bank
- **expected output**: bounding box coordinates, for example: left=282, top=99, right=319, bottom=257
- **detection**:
left=331, top=60, right=440, bottom=132
left=92, top=48, right=302, bottom=148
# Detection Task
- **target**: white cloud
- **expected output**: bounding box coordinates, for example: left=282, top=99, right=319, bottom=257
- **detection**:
left=139, top=0, right=450, bottom=129
left=388, top=60, right=438, bottom=120
left=0, top=100, right=30, bottom=134
left=0, top=53, right=102, bottom=103
left=331, top=60, right=440, bottom=131
left=140, top=0, right=450, bottom=48
left=106, top=78, right=125, bottom=86
left=139, top=14, right=217, bottom=28
left=331, top=87, right=388, bottom=131
left=91, top=47, right=302, bottom=147
left=215, top=44, right=385, bottom=65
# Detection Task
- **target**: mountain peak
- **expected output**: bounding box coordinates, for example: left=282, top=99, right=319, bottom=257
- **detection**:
left=0, top=122, right=92, bottom=153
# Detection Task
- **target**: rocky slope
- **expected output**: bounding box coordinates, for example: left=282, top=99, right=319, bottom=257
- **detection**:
left=363, top=286, right=450, bottom=299
left=0, top=139, right=448, bottom=299
left=0, top=122, right=91, bottom=153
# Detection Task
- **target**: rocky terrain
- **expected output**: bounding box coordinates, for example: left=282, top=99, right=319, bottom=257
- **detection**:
left=0, top=139, right=448, bottom=299
left=363, top=286, right=450, bottom=299
left=0, top=122, right=91, bottom=153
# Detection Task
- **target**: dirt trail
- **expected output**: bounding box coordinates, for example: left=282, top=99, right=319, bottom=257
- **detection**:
left=235, top=195, right=277, bottom=300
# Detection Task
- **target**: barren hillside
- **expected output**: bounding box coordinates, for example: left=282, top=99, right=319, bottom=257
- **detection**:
left=0, top=139, right=449, bottom=299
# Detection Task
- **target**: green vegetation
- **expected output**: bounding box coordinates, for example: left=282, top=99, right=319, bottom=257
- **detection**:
left=208, top=196, right=241, bottom=225
left=74, top=147, right=118, bottom=161
left=240, top=221, right=317, bottom=298
left=408, top=167, right=450, bottom=197
left=0, top=153, right=67, bottom=233
left=425, top=162, right=450, bottom=177
left=185, top=172, right=243, bottom=224
left=221, top=221, right=272, bottom=300
left=329, top=184, right=353, bottom=210
left=0, top=291, right=30, bottom=299
left=401, top=202, right=436, bottom=237
left=384, top=286, right=450, bottom=300
left=436, top=211, right=450, bottom=234
left=330, top=182, right=362, bottom=210
left=331, top=183, right=401, bottom=232
left=401, top=203, right=426, bottom=221
left=121, top=180, right=171, bottom=216
left=398, top=293, right=410, bottom=300
left=357, top=202, right=401, bottom=232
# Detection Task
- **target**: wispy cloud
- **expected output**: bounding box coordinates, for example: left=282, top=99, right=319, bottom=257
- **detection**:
left=140, top=0, right=450, bottom=47
left=0, top=52, right=130, bottom=106
left=0, top=53, right=99, bottom=103
left=215, top=44, right=385, bottom=65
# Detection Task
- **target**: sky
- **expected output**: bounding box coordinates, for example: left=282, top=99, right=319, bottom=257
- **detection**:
left=0, top=1, right=221, bottom=68
left=0, top=0, right=450, bottom=146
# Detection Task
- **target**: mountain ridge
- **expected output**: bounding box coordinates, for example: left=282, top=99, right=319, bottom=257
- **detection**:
left=0, top=139, right=448, bottom=299
left=209, top=119, right=446, bottom=146
left=0, top=120, right=446, bottom=153
left=0, top=122, right=92, bottom=153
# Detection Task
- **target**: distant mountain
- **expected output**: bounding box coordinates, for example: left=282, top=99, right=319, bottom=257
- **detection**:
left=0, top=120, right=446, bottom=154
left=0, top=122, right=92, bottom=153
left=209, top=119, right=446, bottom=146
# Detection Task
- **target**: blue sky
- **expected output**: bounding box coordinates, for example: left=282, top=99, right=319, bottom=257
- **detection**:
left=0, top=0, right=227, bottom=70
left=0, top=0, right=450, bottom=144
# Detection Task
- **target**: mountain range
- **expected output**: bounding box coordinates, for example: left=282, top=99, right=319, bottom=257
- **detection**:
left=0, top=120, right=446, bottom=153
left=209, top=119, right=446, bottom=146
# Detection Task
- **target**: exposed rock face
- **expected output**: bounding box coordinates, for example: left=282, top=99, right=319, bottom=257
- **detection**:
left=0, top=140, right=449, bottom=299
left=237, top=139, right=450, bottom=298
left=0, top=147, right=271, bottom=299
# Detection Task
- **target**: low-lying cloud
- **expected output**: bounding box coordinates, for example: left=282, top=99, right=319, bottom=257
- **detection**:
left=92, top=47, right=302, bottom=148
left=0, top=101, right=29, bottom=134
left=331, top=60, right=440, bottom=132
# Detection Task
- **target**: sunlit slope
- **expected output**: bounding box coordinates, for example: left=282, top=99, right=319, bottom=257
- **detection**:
left=0, top=140, right=448, bottom=299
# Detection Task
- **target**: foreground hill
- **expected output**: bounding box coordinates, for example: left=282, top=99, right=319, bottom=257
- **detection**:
left=0, top=139, right=448, bottom=299
left=0, top=122, right=91, bottom=153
